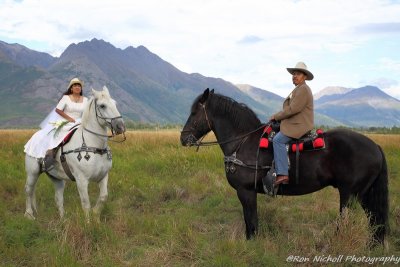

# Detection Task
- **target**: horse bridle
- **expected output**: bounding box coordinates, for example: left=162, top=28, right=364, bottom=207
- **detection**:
left=180, top=103, right=214, bottom=149
left=181, top=102, right=266, bottom=149
left=181, top=102, right=272, bottom=189
left=83, top=99, right=126, bottom=142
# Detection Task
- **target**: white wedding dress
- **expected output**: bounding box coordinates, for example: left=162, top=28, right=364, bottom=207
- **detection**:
left=24, top=95, right=88, bottom=158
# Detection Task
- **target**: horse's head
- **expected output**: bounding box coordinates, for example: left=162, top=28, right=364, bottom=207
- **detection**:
left=180, top=88, right=214, bottom=146
left=89, top=86, right=126, bottom=135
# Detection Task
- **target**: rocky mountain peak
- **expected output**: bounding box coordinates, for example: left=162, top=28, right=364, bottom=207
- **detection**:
left=0, top=39, right=399, bottom=128
left=0, top=40, right=55, bottom=68
left=314, top=86, right=352, bottom=100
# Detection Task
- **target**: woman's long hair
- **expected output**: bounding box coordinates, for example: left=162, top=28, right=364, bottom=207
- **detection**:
left=58, top=84, right=83, bottom=101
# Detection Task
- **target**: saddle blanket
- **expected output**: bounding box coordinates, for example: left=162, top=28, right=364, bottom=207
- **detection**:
left=259, top=126, right=325, bottom=152
left=61, top=126, right=79, bottom=145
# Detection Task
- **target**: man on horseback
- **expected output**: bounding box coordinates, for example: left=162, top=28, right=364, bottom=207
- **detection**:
left=269, top=62, right=314, bottom=185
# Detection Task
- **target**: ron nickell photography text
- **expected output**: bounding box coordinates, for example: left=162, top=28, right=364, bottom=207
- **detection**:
left=287, top=254, right=400, bottom=264
left=313, top=255, right=400, bottom=264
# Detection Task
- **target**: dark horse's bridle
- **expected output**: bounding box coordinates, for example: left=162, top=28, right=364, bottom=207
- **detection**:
left=181, top=102, right=272, bottom=189
left=181, top=103, right=266, bottom=149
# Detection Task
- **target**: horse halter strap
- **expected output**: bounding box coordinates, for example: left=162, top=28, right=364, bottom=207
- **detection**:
left=191, top=103, right=213, bottom=151
left=83, top=99, right=126, bottom=142
left=182, top=102, right=265, bottom=149
left=201, top=103, right=212, bottom=132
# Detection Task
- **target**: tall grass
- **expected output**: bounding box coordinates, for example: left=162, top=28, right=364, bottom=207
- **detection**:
left=0, top=130, right=399, bottom=266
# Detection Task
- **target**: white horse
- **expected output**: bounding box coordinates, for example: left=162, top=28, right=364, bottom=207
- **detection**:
left=24, top=86, right=125, bottom=221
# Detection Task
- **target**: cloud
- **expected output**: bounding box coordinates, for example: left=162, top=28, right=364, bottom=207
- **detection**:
left=367, top=77, right=400, bottom=100
left=354, top=22, right=400, bottom=34
left=381, top=84, right=400, bottom=100
left=237, top=35, right=263, bottom=45
left=378, top=58, right=400, bottom=73
left=1, top=0, right=400, bottom=98
left=369, top=77, right=398, bottom=88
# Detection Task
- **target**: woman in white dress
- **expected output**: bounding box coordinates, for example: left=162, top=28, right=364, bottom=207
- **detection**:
left=24, top=78, right=88, bottom=170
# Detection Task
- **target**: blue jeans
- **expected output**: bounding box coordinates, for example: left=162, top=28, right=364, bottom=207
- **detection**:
left=272, top=132, right=292, bottom=176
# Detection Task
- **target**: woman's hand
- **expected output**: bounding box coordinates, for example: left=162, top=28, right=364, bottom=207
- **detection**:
left=56, top=108, right=75, bottom=123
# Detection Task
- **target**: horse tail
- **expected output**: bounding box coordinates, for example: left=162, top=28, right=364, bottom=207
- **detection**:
left=361, top=145, right=389, bottom=244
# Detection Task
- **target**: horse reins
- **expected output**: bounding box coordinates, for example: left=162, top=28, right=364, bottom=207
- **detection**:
left=183, top=103, right=267, bottom=149
left=59, top=99, right=125, bottom=181
left=83, top=99, right=126, bottom=142
left=182, top=103, right=272, bottom=189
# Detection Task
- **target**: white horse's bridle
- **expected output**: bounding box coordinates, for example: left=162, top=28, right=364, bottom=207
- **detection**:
left=83, top=99, right=126, bottom=142
left=60, top=98, right=125, bottom=181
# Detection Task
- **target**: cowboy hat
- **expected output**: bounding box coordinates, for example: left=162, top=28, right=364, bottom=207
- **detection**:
left=68, top=78, right=84, bottom=89
left=287, top=62, right=314, bottom=80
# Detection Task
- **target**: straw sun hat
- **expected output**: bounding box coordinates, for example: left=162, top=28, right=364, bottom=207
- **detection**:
left=68, top=78, right=84, bottom=89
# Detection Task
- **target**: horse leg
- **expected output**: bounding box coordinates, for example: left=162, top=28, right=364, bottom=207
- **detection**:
left=339, top=189, right=351, bottom=214
left=75, top=178, right=91, bottom=222
left=49, top=176, right=66, bottom=218
left=360, top=148, right=389, bottom=246
left=25, top=173, right=39, bottom=219
left=24, top=157, right=41, bottom=219
left=237, top=188, right=258, bottom=239
left=335, top=189, right=353, bottom=236
left=93, top=174, right=109, bottom=221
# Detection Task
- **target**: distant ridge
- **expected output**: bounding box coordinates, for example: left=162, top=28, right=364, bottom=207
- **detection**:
left=0, top=38, right=400, bottom=128
left=314, top=86, right=352, bottom=100
left=315, top=86, right=400, bottom=126
left=0, top=40, right=56, bottom=68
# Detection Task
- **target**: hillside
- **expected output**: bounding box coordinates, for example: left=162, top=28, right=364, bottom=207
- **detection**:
left=235, top=84, right=345, bottom=127
left=0, top=39, right=399, bottom=127
left=315, top=86, right=400, bottom=127
left=0, top=39, right=271, bottom=127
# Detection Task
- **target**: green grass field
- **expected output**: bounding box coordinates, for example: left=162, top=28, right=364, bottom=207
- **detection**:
left=0, top=130, right=399, bottom=266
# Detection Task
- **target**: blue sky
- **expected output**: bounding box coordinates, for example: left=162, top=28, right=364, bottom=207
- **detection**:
left=1, top=0, right=399, bottom=99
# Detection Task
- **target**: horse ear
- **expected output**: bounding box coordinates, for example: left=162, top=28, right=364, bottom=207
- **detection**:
left=200, top=88, right=210, bottom=104
left=210, top=89, right=214, bottom=94
left=102, top=86, right=110, bottom=96
left=91, top=88, right=97, bottom=96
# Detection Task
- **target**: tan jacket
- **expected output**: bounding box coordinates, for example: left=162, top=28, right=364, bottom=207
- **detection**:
left=273, top=82, right=314, bottom=139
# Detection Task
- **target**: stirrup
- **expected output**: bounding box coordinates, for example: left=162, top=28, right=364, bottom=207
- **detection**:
left=262, top=165, right=278, bottom=197
left=42, top=156, right=55, bottom=172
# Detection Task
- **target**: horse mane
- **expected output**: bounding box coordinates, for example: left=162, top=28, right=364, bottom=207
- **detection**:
left=81, top=96, right=95, bottom=126
left=199, top=93, right=261, bottom=131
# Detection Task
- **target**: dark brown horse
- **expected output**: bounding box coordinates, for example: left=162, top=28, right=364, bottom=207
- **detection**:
left=180, top=88, right=388, bottom=245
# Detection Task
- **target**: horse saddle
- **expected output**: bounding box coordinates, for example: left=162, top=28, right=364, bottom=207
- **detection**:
left=259, top=124, right=325, bottom=152
left=61, top=125, right=79, bottom=146
left=42, top=126, right=79, bottom=173
left=259, top=123, right=326, bottom=195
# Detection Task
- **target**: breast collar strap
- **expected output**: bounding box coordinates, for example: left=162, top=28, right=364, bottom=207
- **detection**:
left=59, top=130, right=112, bottom=181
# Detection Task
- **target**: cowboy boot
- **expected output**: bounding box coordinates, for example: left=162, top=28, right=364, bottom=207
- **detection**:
left=274, top=175, right=289, bottom=185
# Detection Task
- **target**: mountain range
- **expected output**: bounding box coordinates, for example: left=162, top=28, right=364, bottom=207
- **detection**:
left=1, top=39, right=399, bottom=128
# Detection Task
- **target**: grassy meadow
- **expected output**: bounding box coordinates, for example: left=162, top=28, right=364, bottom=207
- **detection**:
left=0, top=130, right=399, bottom=266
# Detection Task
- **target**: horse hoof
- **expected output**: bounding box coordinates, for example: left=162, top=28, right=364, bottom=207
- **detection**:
left=24, top=211, right=36, bottom=220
